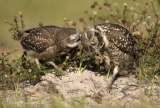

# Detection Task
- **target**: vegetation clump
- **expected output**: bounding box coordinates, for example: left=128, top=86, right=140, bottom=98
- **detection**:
left=2, top=0, right=160, bottom=91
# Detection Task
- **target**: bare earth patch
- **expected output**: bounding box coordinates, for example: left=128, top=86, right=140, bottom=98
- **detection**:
left=1, top=69, right=160, bottom=107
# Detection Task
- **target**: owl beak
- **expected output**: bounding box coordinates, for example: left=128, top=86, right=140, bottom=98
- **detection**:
left=76, top=34, right=81, bottom=43
left=67, top=35, right=81, bottom=48
left=76, top=38, right=81, bottom=43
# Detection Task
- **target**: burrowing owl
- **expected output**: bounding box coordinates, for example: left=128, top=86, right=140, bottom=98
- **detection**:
left=21, top=25, right=81, bottom=70
left=81, top=23, right=136, bottom=91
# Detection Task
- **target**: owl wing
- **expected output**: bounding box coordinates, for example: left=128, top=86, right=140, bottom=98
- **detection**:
left=21, top=26, right=60, bottom=53
left=96, top=23, right=135, bottom=55
left=25, top=25, right=62, bottom=34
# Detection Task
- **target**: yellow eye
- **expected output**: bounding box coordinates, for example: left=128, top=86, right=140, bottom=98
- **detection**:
left=90, top=41, right=96, bottom=45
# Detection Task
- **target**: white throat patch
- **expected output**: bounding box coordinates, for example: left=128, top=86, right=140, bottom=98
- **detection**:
left=67, top=42, right=79, bottom=48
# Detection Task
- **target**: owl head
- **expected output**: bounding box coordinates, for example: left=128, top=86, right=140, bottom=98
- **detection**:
left=55, top=27, right=81, bottom=49
left=81, top=28, right=100, bottom=53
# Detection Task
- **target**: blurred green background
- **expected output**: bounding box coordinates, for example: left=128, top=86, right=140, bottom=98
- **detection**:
left=1, top=0, right=97, bottom=58
left=0, top=0, right=159, bottom=58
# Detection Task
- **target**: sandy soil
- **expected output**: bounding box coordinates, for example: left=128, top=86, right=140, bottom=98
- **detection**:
left=1, top=69, right=160, bottom=107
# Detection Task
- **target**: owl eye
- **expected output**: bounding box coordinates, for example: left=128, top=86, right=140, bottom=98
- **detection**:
left=69, top=34, right=77, bottom=40
left=90, top=41, right=96, bottom=45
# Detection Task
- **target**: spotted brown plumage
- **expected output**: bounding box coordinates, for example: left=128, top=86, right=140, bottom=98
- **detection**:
left=21, top=25, right=62, bottom=53
left=24, top=25, right=62, bottom=35
left=21, top=25, right=81, bottom=69
left=95, top=23, right=136, bottom=57
left=81, top=23, right=136, bottom=92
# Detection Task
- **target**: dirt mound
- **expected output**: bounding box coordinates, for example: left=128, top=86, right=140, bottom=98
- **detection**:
left=1, top=69, right=160, bottom=107
left=23, top=69, right=160, bottom=107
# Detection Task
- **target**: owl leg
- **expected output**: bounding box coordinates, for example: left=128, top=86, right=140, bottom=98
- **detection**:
left=103, top=51, right=110, bottom=68
left=103, top=51, right=111, bottom=76
left=107, top=65, right=119, bottom=91
left=48, top=61, right=58, bottom=68
left=34, top=59, right=57, bottom=69
left=48, top=61, right=63, bottom=72
left=34, top=59, right=63, bottom=72
left=34, top=58, right=40, bottom=69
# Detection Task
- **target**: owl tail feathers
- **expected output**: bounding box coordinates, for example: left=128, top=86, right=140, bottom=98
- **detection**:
left=17, top=31, right=25, bottom=41
left=8, top=30, right=25, bottom=41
